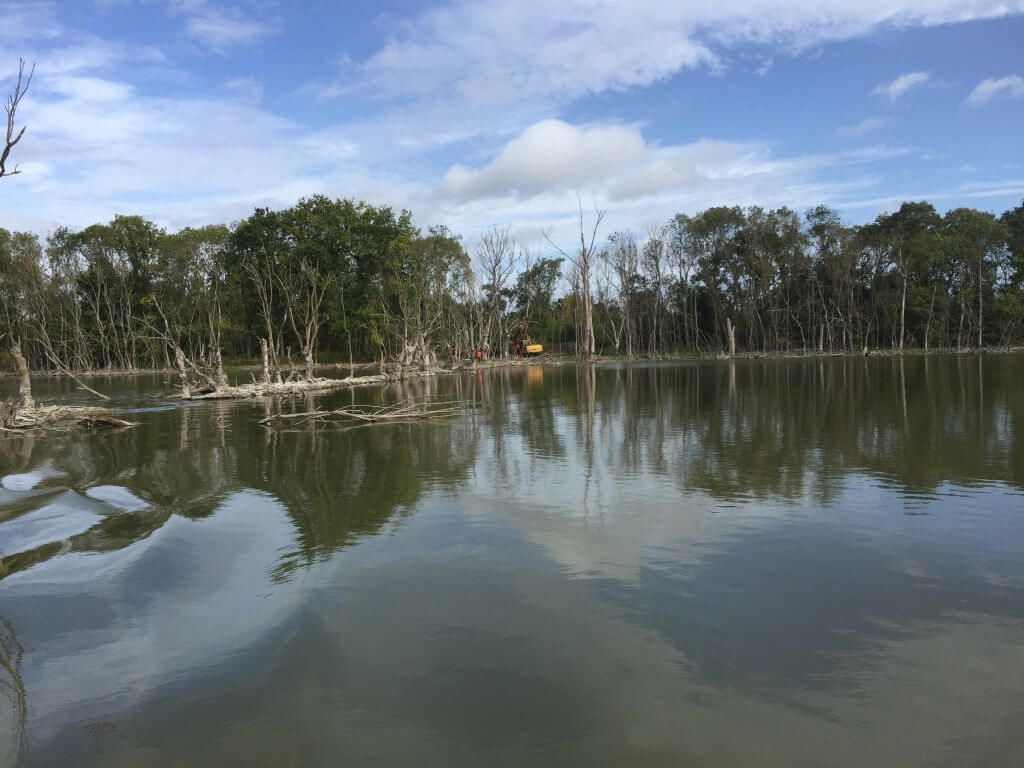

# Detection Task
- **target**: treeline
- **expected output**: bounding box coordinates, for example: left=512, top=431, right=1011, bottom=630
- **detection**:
left=2, top=196, right=1023, bottom=375
left=598, top=201, right=1024, bottom=355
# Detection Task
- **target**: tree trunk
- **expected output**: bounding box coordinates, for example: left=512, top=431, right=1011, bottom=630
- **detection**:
left=10, top=344, right=34, bottom=410
left=924, top=285, right=936, bottom=352
left=899, top=270, right=907, bottom=352
left=582, top=272, right=595, bottom=359
left=726, top=318, right=736, bottom=357
left=977, top=260, right=984, bottom=348
left=174, top=346, right=190, bottom=399
left=957, top=299, right=966, bottom=351
left=303, top=346, right=315, bottom=381
left=213, top=345, right=228, bottom=388
left=260, top=337, right=271, bottom=384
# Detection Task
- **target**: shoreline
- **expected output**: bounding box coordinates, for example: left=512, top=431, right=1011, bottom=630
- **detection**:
left=4, top=345, right=1023, bottom=382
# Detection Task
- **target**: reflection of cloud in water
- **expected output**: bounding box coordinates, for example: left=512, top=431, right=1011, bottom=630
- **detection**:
left=4, top=489, right=311, bottom=747
left=83, top=485, right=149, bottom=512
left=2, top=357, right=1024, bottom=765
left=1, top=473, right=44, bottom=492
left=1, top=461, right=60, bottom=491
left=0, top=491, right=107, bottom=558
left=36, top=494, right=1024, bottom=767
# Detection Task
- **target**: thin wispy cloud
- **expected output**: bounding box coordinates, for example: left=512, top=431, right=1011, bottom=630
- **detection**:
left=873, top=72, right=930, bottom=102
left=838, top=117, right=889, bottom=138
left=321, top=2, right=1012, bottom=112
left=966, top=74, right=1024, bottom=105
left=182, top=7, right=277, bottom=52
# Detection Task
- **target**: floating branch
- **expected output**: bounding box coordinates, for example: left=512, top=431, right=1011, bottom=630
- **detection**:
left=258, top=397, right=468, bottom=428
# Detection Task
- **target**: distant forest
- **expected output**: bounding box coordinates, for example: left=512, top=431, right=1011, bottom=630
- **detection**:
left=2, top=196, right=1024, bottom=373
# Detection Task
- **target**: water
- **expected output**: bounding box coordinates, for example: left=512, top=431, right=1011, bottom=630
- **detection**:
left=1, top=356, right=1023, bottom=767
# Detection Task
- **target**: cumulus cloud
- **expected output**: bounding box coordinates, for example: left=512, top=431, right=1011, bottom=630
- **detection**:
left=966, top=75, right=1024, bottom=105
left=873, top=71, right=931, bottom=101
left=439, top=118, right=894, bottom=209
left=441, top=120, right=648, bottom=200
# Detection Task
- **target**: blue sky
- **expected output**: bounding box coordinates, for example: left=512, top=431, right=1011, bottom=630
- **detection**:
left=2, top=0, right=1023, bottom=244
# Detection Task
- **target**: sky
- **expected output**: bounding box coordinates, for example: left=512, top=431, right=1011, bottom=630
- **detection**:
left=1, top=0, right=1023, bottom=246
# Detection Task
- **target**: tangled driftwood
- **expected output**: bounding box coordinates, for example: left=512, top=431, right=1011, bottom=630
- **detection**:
left=0, top=403, right=137, bottom=432
left=2, top=342, right=135, bottom=434
left=258, top=397, right=467, bottom=428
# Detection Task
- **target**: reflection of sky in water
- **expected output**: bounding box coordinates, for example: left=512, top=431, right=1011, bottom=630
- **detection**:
left=1, top=357, right=1023, bottom=766
left=4, top=490, right=312, bottom=750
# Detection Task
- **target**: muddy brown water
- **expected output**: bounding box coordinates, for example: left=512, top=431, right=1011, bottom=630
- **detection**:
left=2, top=356, right=1024, bottom=766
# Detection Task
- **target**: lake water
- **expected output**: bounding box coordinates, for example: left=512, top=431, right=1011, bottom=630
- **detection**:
left=2, top=356, right=1023, bottom=767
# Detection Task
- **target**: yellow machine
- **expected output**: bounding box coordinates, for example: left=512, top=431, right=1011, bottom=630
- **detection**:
left=510, top=323, right=544, bottom=357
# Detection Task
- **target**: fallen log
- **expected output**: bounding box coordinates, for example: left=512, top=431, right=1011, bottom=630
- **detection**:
left=181, top=374, right=391, bottom=401
left=258, top=397, right=467, bottom=428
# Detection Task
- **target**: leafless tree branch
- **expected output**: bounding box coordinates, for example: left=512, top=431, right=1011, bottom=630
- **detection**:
left=1, top=58, right=35, bottom=179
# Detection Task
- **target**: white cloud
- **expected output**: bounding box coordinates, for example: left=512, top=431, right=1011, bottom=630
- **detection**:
left=0, top=60, right=370, bottom=232
left=838, top=117, right=889, bottom=138
left=224, top=76, right=263, bottom=103
left=441, top=119, right=912, bottom=206
left=873, top=71, right=931, bottom=101
left=317, top=1, right=1016, bottom=112
left=441, top=120, right=649, bottom=200
left=3, top=1, right=1023, bottom=244
left=182, top=5, right=277, bottom=52
left=842, top=178, right=1024, bottom=211
left=966, top=74, right=1024, bottom=105
left=96, top=0, right=280, bottom=53
left=303, top=1, right=1021, bottom=158
left=1, top=1, right=62, bottom=40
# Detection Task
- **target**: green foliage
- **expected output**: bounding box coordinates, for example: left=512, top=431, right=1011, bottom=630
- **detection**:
left=3, top=198, right=1024, bottom=372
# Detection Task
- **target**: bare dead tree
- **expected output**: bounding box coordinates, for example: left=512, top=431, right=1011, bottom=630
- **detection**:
left=8, top=341, right=34, bottom=410
left=604, top=230, right=639, bottom=358
left=477, top=226, right=520, bottom=357
left=280, top=257, right=331, bottom=381
left=546, top=201, right=605, bottom=359
left=2, top=59, right=34, bottom=179
left=242, top=245, right=285, bottom=383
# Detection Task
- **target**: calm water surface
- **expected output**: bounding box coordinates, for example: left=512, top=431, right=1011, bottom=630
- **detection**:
left=2, top=356, right=1023, bottom=766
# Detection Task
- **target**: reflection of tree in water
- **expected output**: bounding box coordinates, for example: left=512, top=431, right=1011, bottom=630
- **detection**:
left=255, top=417, right=479, bottom=581
left=1, top=356, right=1021, bottom=581
left=537, top=356, right=1024, bottom=503
left=1, top=381, right=480, bottom=582
left=0, top=617, right=27, bottom=768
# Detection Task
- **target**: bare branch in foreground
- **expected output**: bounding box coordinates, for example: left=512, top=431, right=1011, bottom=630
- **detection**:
left=258, top=397, right=468, bottom=428
left=2, top=58, right=35, bottom=179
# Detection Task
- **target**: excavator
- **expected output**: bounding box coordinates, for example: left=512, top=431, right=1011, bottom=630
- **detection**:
left=509, top=322, right=544, bottom=358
